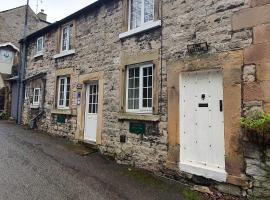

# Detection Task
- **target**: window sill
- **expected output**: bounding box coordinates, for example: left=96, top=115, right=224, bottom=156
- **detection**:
left=30, top=105, right=40, bottom=109
left=118, top=113, right=160, bottom=122
left=51, top=108, right=77, bottom=116
left=34, top=52, right=43, bottom=58
left=119, top=20, right=161, bottom=39
left=53, top=49, right=75, bottom=59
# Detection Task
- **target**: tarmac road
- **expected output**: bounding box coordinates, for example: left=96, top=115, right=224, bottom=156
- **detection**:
left=0, top=120, right=203, bottom=200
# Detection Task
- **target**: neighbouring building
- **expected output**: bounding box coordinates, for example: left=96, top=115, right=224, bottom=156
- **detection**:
left=20, top=0, right=270, bottom=199
left=0, top=5, right=49, bottom=119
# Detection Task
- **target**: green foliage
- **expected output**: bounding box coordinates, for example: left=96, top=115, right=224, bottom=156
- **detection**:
left=241, top=111, right=270, bottom=135
left=182, top=189, right=204, bottom=200
left=0, top=111, right=8, bottom=120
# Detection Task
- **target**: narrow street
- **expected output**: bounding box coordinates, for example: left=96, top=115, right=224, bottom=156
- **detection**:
left=0, top=121, right=203, bottom=200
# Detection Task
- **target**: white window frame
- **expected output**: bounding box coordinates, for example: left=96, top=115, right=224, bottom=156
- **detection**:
left=126, top=63, right=153, bottom=114
left=60, top=24, right=73, bottom=52
left=128, top=0, right=154, bottom=31
left=57, top=76, right=70, bottom=109
left=36, top=37, right=44, bottom=54
left=32, top=88, right=41, bottom=106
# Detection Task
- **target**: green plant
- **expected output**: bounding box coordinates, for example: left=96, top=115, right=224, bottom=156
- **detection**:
left=0, top=111, right=8, bottom=120
left=241, top=110, right=270, bottom=135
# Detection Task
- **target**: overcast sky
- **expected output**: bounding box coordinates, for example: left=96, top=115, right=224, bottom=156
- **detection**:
left=0, top=0, right=97, bottom=23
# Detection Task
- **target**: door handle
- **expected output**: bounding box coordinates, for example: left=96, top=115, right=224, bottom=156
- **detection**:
left=219, top=100, right=223, bottom=112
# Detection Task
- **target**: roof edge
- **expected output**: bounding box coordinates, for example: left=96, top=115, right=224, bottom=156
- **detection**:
left=0, top=5, right=26, bottom=14
left=0, top=43, right=20, bottom=51
left=20, top=0, right=105, bottom=43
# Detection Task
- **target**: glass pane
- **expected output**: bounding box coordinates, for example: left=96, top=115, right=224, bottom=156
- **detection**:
left=128, top=89, right=133, bottom=99
left=135, top=67, right=140, bottom=77
left=90, top=94, right=93, bottom=104
left=68, top=25, right=72, bottom=50
left=148, top=76, right=152, bottom=87
left=143, top=77, right=148, bottom=87
left=130, top=0, right=142, bottom=29
left=128, top=99, right=133, bottom=109
left=148, top=67, right=153, bottom=76
left=143, top=88, right=147, bottom=98
left=130, top=68, right=134, bottom=78
left=135, top=78, right=139, bottom=88
left=129, top=78, right=134, bottom=88
left=148, top=99, right=152, bottom=107
left=62, top=27, right=68, bottom=51
left=143, top=67, right=148, bottom=76
left=134, top=99, right=139, bottom=109
left=144, top=0, right=154, bottom=23
left=143, top=99, right=147, bottom=107
left=148, top=88, right=152, bottom=98
left=134, top=88, right=139, bottom=98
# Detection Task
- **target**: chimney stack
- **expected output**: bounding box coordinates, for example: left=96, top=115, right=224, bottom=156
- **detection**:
left=37, top=9, right=47, bottom=21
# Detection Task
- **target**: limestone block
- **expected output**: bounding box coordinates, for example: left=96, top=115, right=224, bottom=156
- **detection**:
left=254, top=23, right=270, bottom=44
left=251, top=0, right=270, bottom=7
left=232, top=4, right=270, bottom=30
left=243, top=82, right=263, bottom=102
left=244, top=43, right=270, bottom=64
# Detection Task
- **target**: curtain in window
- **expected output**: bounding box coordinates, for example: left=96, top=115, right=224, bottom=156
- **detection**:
left=62, top=27, right=68, bottom=51
left=130, top=0, right=142, bottom=29
left=144, top=0, right=154, bottom=23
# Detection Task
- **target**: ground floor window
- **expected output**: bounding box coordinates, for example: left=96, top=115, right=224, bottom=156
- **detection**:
left=57, top=76, right=70, bottom=109
left=126, top=63, right=153, bottom=113
left=32, top=88, right=41, bottom=106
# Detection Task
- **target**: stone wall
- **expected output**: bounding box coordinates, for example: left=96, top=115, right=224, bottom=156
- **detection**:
left=0, top=5, right=49, bottom=48
left=244, top=140, right=270, bottom=199
left=234, top=1, right=270, bottom=199
left=22, top=0, right=270, bottom=197
left=23, top=0, right=167, bottom=172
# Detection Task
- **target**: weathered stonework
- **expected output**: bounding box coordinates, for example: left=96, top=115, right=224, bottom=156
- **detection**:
left=21, top=0, right=270, bottom=197
left=244, top=140, right=270, bottom=200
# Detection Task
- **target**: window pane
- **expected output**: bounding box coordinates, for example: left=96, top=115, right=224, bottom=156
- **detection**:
left=143, top=99, right=147, bottom=107
left=135, top=67, right=140, bottom=77
left=143, top=88, right=147, bottom=98
left=134, top=99, right=139, bottom=109
left=148, top=99, right=152, bottom=107
left=37, top=38, right=43, bottom=52
left=128, top=89, right=133, bottom=98
left=135, top=78, right=139, bottom=88
left=128, top=99, right=133, bottom=109
left=129, top=78, right=134, bottom=88
left=143, top=67, right=148, bottom=76
left=144, top=0, right=154, bottom=23
left=62, top=27, right=68, bottom=51
left=130, top=0, right=142, bottom=29
left=148, top=76, right=152, bottom=86
left=142, top=66, right=153, bottom=108
left=134, top=88, right=139, bottom=98
left=148, top=88, right=152, bottom=98
left=129, top=68, right=134, bottom=78
left=143, top=77, right=148, bottom=87
left=68, top=25, right=73, bottom=50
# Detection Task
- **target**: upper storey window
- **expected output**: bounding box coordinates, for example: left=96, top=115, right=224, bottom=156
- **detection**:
left=119, top=0, right=161, bottom=39
left=61, top=24, right=73, bottom=52
left=129, top=0, right=154, bottom=30
left=36, top=37, right=44, bottom=54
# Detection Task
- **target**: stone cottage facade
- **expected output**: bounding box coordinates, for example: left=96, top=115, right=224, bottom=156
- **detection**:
left=20, top=0, right=270, bottom=198
left=0, top=5, right=49, bottom=119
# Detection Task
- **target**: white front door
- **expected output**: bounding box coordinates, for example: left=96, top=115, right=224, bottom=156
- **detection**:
left=180, top=70, right=226, bottom=182
left=84, top=82, right=99, bottom=142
